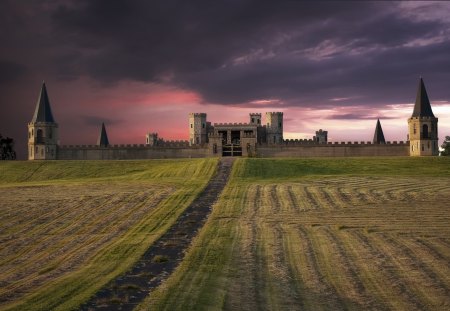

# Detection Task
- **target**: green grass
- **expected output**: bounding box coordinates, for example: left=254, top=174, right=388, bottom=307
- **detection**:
left=3, top=157, right=450, bottom=310
left=0, top=158, right=218, bottom=311
left=233, top=157, right=450, bottom=182
left=143, top=157, right=450, bottom=310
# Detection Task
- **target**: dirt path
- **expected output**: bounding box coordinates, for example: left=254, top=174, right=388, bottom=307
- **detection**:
left=80, top=158, right=235, bottom=311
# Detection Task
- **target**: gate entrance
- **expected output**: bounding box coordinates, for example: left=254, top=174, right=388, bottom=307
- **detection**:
left=222, top=144, right=242, bottom=156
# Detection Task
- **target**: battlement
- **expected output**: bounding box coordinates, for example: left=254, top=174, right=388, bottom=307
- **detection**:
left=249, top=113, right=262, bottom=116
left=213, top=122, right=254, bottom=126
left=281, top=139, right=408, bottom=146
left=266, top=111, right=283, bottom=115
left=189, top=113, right=207, bottom=117
left=60, top=140, right=192, bottom=149
left=408, top=116, right=438, bottom=120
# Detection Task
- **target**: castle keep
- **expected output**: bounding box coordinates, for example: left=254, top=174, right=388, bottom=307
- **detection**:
left=28, top=78, right=438, bottom=160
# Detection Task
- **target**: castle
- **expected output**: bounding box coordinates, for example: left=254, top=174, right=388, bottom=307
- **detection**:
left=28, top=78, right=439, bottom=160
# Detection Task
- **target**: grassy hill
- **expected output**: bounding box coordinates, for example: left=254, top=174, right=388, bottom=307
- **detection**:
left=145, top=157, right=450, bottom=310
left=0, top=159, right=218, bottom=311
left=1, top=157, right=449, bottom=310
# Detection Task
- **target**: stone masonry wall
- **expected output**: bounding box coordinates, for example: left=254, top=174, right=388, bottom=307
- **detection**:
left=257, top=141, right=409, bottom=157
left=57, top=145, right=209, bottom=160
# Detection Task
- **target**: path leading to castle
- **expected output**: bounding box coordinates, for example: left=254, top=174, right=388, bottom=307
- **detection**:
left=80, top=157, right=235, bottom=311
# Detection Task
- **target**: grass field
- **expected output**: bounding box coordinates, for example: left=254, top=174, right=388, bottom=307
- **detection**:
left=144, top=157, right=450, bottom=311
left=0, top=159, right=218, bottom=310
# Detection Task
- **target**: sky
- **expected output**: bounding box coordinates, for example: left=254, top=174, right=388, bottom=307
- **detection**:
left=1, top=0, right=450, bottom=159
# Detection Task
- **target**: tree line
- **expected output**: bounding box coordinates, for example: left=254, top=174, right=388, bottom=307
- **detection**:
left=0, top=134, right=16, bottom=160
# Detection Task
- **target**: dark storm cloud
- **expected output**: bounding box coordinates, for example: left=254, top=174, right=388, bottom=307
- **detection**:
left=1, top=0, right=450, bottom=108
left=0, top=60, right=27, bottom=83
left=43, top=0, right=450, bottom=107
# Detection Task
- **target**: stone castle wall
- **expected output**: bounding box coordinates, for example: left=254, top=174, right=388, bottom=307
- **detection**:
left=56, top=140, right=409, bottom=160
left=57, top=144, right=209, bottom=160
left=257, top=141, right=409, bottom=157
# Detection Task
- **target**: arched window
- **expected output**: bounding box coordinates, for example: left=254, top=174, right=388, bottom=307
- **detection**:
left=422, top=124, right=429, bottom=139
left=36, top=129, right=44, bottom=143
left=413, top=124, right=416, bottom=134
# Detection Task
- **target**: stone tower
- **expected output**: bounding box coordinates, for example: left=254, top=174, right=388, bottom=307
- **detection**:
left=189, top=113, right=207, bottom=145
left=266, top=112, right=283, bottom=144
left=314, top=129, right=328, bottom=143
left=249, top=113, right=262, bottom=125
left=28, top=82, right=58, bottom=160
left=146, top=132, right=159, bottom=146
left=373, top=119, right=386, bottom=144
left=97, top=122, right=110, bottom=147
left=408, top=78, right=438, bottom=156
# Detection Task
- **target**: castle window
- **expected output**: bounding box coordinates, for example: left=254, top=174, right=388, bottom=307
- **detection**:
left=49, top=128, right=52, bottom=139
left=258, top=119, right=260, bottom=124
left=190, top=124, right=193, bottom=128
left=413, top=124, right=416, bottom=134
left=36, top=146, right=38, bottom=153
left=202, top=123, right=205, bottom=129
left=36, top=129, right=44, bottom=144
left=41, top=148, right=44, bottom=156
left=421, top=144, right=424, bottom=151
left=279, top=122, right=282, bottom=128
left=252, top=118, right=255, bottom=123
left=422, top=124, right=429, bottom=139
left=196, top=137, right=199, bottom=144
left=32, top=129, right=34, bottom=136
left=30, top=147, right=33, bottom=156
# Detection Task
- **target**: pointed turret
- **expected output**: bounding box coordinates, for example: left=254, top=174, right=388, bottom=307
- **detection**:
left=28, top=82, right=59, bottom=160
left=408, top=78, right=439, bottom=156
left=412, top=78, right=435, bottom=118
left=97, top=123, right=110, bottom=147
left=31, top=82, right=55, bottom=123
left=373, top=119, right=386, bottom=144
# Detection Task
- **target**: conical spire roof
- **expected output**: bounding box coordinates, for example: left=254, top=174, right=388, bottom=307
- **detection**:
left=31, top=82, right=56, bottom=123
left=97, top=123, right=110, bottom=147
left=373, top=119, right=386, bottom=144
left=412, top=78, right=435, bottom=117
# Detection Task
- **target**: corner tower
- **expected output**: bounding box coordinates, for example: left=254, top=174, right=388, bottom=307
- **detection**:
left=408, top=78, right=438, bottom=156
left=189, top=113, right=207, bottom=145
left=266, top=112, right=283, bottom=144
left=28, top=82, right=58, bottom=160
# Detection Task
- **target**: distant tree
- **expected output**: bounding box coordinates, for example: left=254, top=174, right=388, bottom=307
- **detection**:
left=0, top=134, right=16, bottom=160
left=441, top=136, right=450, bottom=156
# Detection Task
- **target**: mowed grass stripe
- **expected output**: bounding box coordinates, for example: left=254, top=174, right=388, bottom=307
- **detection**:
left=342, top=230, right=421, bottom=310
left=0, top=186, right=170, bottom=297
left=0, top=158, right=218, bottom=310
left=141, top=157, right=450, bottom=310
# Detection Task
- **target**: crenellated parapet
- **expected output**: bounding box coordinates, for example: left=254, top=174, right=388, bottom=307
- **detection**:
left=281, top=140, right=408, bottom=146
